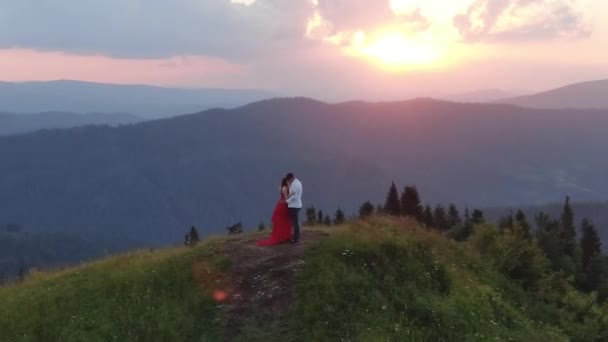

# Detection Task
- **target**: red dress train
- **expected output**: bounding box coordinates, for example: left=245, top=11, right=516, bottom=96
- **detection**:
left=257, top=195, right=292, bottom=246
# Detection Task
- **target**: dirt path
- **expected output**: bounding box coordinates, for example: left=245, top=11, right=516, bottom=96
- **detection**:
left=220, top=230, right=329, bottom=340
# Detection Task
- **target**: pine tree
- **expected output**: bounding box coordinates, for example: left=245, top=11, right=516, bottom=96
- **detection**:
left=317, top=210, right=324, bottom=225
left=189, top=226, right=200, bottom=244
left=423, top=204, right=433, bottom=226
left=257, top=221, right=266, bottom=232
left=560, top=196, right=577, bottom=257
left=515, top=210, right=531, bottom=239
left=17, top=258, right=27, bottom=281
left=359, top=201, right=375, bottom=219
left=498, top=211, right=514, bottom=232
left=584, top=256, right=608, bottom=295
left=581, top=219, right=601, bottom=271
left=471, top=209, right=485, bottom=225
left=401, top=186, right=423, bottom=221
left=536, top=212, right=565, bottom=271
left=305, top=206, right=317, bottom=226
left=447, top=204, right=462, bottom=230
left=334, top=209, right=346, bottom=225
left=433, top=205, right=449, bottom=231
left=460, top=208, right=474, bottom=240
left=323, top=215, right=332, bottom=226
left=384, top=181, right=400, bottom=216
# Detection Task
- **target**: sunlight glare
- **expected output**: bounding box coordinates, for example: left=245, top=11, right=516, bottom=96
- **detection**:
left=345, top=31, right=442, bottom=71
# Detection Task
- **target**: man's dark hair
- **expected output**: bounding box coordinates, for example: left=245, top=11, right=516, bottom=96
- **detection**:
left=286, top=173, right=295, bottom=181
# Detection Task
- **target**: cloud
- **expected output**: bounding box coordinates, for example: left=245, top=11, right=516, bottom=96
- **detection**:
left=0, top=0, right=589, bottom=63
left=454, top=0, right=590, bottom=42
left=0, top=0, right=313, bottom=60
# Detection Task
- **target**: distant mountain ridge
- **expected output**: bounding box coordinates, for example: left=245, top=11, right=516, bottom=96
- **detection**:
left=0, top=111, right=141, bottom=136
left=0, top=80, right=274, bottom=118
left=442, top=89, right=530, bottom=103
left=497, top=79, right=608, bottom=109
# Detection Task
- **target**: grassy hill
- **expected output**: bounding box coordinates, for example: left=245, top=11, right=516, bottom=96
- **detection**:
left=1, top=218, right=607, bottom=341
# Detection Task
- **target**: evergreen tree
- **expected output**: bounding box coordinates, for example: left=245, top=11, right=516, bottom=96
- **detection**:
left=305, top=206, right=317, bottom=226
left=317, top=210, right=324, bottom=225
left=581, top=218, right=602, bottom=272
left=498, top=211, right=514, bottom=232
left=401, top=186, right=424, bottom=221
left=189, top=226, right=200, bottom=245
left=536, top=213, right=565, bottom=272
left=257, top=221, right=266, bottom=232
left=460, top=208, right=474, bottom=240
left=433, top=205, right=449, bottom=231
left=535, top=211, right=552, bottom=231
left=359, top=201, right=375, bottom=219
left=583, top=256, right=608, bottom=297
left=384, top=181, right=401, bottom=216
left=471, top=209, right=485, bottom=225
left=17, top=258, right=26, bottom=281
left=560, top=196, right=577, bottom=257
left=515, top=210, right=531, bottom=239
left=334, top=209, right=346, bottom=225
left=323, top=215, right=332, bottom=226
left=423, top=204, right=434, bottom=227
left=447, top=204, right=462, bottom=230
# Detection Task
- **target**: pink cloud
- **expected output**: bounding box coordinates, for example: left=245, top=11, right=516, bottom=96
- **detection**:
left=0, top=49, right=247, bottom=87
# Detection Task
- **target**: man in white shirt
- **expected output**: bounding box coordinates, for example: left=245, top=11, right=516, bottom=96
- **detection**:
left=285, top=173, right=303, bottom=243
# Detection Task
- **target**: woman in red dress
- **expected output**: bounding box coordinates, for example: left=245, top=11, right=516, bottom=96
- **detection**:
left=257, top=177, right=292, bottom=246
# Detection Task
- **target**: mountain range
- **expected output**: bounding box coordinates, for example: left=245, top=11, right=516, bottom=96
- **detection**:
left=1, top=98, right=607, bottom=250
left=0, top=80, right=273, bottom=118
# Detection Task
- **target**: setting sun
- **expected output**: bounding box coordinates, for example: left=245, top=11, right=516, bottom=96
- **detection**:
left=342, top=31, right=443, bottom=71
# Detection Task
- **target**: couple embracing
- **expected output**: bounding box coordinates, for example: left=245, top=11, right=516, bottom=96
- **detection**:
left=257, top=173, right=303, bottom=246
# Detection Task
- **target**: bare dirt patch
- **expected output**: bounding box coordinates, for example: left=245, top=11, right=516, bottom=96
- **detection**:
left=220, top=230, right=329, bottom=340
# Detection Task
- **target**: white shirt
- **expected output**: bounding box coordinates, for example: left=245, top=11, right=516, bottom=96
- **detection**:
left=286, top=179, right=303, bottom=208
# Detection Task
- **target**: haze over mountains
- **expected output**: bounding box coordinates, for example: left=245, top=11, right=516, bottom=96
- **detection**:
left=0, top=111, right=140, bottom=136
left=497, top=79, right=608, bottom=109
left=1, top=97, right=608, bottom=250
left=0, top=80, right=273, bottom=118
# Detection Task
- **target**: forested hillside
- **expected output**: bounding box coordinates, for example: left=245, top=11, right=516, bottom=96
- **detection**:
left=1, top=98, right=607, bottom=249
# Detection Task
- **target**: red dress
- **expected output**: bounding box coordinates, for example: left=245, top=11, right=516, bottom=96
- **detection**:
left=257, top=192, right=292, bottom=246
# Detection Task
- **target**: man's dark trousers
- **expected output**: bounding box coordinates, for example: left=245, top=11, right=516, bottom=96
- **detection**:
left=289, top=207, right=301, bottom=242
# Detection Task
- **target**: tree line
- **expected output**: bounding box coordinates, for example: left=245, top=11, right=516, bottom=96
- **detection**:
left=367, top=182, right=608, bottom=302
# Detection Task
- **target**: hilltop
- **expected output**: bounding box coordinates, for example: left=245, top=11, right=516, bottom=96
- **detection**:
left=2, top=218, right=606, bottom=341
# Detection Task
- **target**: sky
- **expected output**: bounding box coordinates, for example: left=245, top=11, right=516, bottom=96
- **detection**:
left=0, top=0, right=606, bottom=100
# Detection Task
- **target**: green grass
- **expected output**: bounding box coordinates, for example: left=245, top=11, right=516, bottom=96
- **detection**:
left=2, top=219, right=606, bottom=341
left=0, top=241, right=229, bottom=342
left=289, top=218, right=602, bottom=341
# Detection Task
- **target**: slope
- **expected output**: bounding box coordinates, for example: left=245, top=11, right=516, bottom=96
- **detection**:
left=1, top=219, right=606, bottom=341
